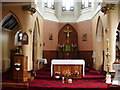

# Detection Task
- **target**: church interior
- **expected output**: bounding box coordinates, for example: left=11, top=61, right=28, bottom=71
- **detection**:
left=1, top=0, right=120, bottom=89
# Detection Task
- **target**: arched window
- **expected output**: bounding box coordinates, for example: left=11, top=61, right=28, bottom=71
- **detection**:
left=96, top=17, right=103, bottom=42
left=44, top=0, right=54, bottom=9
left=15, top=30, right=22, bottom=46
left=62, top=0, right=74, bottom=11
left=81, top=0, right=91, bottom=9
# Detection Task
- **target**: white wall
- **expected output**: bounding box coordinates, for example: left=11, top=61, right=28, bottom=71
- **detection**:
left=36, top=2, right=59, bottom=22
left=55, top=2, right=81, bottom=23
left=1, top=30, right=10, bottom=72
left=36, top=0, right=102, bottom=23
left=77, top=0, right=101, bottom=22
left=0, top=31, right=2, bottom=73
left=118, top=3, right=120, bottom=50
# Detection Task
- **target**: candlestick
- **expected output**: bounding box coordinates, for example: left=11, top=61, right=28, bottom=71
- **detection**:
left=62, top=77, right=64, bottom=83
left=105, top=39, right=111, bottom=84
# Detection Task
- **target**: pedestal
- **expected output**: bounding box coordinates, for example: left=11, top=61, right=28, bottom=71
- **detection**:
left=112, top=64, right=120, bottom=85
left=105, top=74, right=111, bottom=84
left=13, top=55, right=28, bottom=82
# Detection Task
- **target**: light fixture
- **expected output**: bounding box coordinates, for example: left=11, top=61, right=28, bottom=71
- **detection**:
left=101, top=4, right=115, bottom=14
left=22, top=5, right=36, bottom=15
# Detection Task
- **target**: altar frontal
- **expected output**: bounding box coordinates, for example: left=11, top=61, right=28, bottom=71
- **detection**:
left=51, top=59, right=85, bottom=79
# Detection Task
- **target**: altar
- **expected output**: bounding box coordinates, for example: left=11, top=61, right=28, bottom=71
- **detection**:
left=51, top=59, right=85, bottom=79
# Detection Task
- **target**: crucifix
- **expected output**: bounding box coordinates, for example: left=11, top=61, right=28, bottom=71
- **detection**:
left=64, top=26, right=72, bottom=43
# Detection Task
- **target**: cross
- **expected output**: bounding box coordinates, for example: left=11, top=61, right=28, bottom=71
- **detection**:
left=64, top=27, right=72, bottom=43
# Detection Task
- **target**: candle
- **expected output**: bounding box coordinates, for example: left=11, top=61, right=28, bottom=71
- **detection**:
left=68, top=79, right=72, bottom=83
left=62, top=77, right=64, bottom=83
left=107, top=39, right=109, bottom=48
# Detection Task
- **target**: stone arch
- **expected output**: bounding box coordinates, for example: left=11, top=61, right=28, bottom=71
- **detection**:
left=95, top=16, right=105, bottom=71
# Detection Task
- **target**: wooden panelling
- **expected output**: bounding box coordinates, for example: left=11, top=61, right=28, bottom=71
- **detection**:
left=58, top=24, right=78, bottom=45
left=58, top=51, right=78, bottom=59
left=53, top=65, right=83, bottom=79
left=43, top=50, right=93, bottom=69
left=13, top=55, right=28, bottom=82
left=79, top=51, right=93, bottom=69
left=43, top=50, right=58, bottom=66
left=2, top=82, right=28, bottom=89
left=58, top=24, right=78, bottom=59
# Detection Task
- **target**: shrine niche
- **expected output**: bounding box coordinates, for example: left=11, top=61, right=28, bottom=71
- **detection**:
left=58, top=24, right=78, bottom=59
left=22, top=32, right=28, bottom=45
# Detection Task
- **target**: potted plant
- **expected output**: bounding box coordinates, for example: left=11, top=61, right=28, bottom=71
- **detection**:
left=54, top=72, right=60, bottom=79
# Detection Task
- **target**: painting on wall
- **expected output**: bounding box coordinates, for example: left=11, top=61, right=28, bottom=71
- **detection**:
left=82, top=33, right=87, bottom=41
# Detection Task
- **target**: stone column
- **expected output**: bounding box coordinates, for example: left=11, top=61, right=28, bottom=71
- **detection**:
left=106, top=4, right=119, bottom=72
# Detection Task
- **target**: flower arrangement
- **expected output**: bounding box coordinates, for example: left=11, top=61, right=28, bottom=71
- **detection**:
left=62, top=69, right=71, bottom=78
left=74, top=71, right=79, bottom=76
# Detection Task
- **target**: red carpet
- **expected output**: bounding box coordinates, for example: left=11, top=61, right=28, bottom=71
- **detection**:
left=2, top=67, right=109, bottom=89
left=28, top=67, right=108, bottom=89
left=29, top=79, right=108, bottom=88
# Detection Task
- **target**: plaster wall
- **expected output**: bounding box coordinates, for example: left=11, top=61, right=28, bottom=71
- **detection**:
left=43, top=20, right=92, bottom=51
left=92, top=4, right=119, bottom=72
left=43, top=20, right=58, bottom=51
left=77, top=20, right=93, bottom=51
left=2, top=4, right=44, bottom=71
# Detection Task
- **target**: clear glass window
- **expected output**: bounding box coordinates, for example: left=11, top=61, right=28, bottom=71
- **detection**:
left=62, top=0, right=74, bottom=11
left=81, top=0, right=91, bottom=9
left=45, top=0, right=54, bottom=9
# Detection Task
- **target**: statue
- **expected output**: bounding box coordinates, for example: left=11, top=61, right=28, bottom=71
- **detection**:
left=64, top=27, right=72, bottom=43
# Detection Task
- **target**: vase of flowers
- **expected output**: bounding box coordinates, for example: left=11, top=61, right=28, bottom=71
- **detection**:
left=74, top=71, right=79, bottom=76
left=62, top=69, right=71, bottom=83
left=55, top=72, right=61, bottom=79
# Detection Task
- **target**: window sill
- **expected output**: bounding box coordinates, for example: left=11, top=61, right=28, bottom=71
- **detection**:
left=81, top=7, right=91, bottom=13
left=45, top=8, right=55, bottom=14
left=62, top=11, right=74, bottom=15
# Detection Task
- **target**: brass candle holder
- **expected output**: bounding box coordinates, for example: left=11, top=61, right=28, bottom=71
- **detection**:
left=105, top=39, right=111, bottom=84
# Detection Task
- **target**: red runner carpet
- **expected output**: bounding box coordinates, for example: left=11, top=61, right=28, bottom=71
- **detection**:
left=1, top=67, right=110, bottom=90
left=28, top=67, right=108, bottom=89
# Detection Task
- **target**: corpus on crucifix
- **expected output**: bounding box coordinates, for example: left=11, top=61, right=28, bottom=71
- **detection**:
left=64, top=26, right=72, bottom=43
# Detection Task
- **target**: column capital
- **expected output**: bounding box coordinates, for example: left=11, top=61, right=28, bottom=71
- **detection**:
left=101, top=4, right=115, bottom=14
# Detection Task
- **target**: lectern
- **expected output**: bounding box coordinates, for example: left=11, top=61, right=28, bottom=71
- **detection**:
left=13, top=55, right=28, bottom=82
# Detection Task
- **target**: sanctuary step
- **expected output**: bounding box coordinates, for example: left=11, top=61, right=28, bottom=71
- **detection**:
left=2, top=66, right=109, bottom=89
left=28, top=66, right=108, bottom=89
left=35, top=67, right=105, bottom=80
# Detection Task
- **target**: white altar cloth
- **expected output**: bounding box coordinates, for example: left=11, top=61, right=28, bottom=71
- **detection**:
left=51, top=59, right=85, bottom=76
